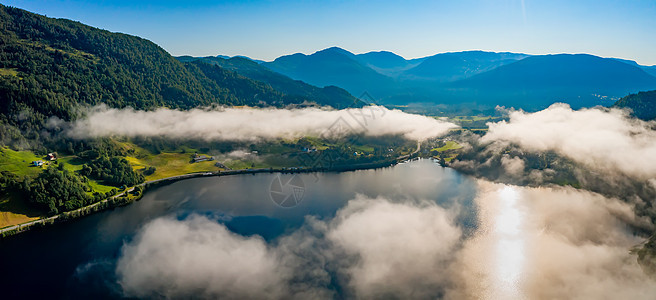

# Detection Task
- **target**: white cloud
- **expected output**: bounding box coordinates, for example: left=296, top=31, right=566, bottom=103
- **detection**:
left=450, top=182, right=656, bottom=299
left=64, top=105, right=457, bottom=142
left=114, top=196, right=463, bottom=299
left=115, top=215, right=290, bottom=299
left=482, top=103, right=656, bottom=179
left=500, top=154, right=525, bottom=175
left=327, top=196, right=462, bottom=298
left=114, top=185, right=655, bottom=299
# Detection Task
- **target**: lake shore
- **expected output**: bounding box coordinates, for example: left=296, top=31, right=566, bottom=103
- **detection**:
left=0, top=159, right=402, bottom=239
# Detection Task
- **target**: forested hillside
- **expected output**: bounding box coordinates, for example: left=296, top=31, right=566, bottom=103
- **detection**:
left=178, top=56, right=361, bottom=108
left=0, top=4, right=348, bottom=147
left=612, top=90, right=656, bottom=120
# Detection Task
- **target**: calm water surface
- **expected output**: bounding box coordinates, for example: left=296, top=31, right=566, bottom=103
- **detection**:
left=0, top=159, right=648, bottom=299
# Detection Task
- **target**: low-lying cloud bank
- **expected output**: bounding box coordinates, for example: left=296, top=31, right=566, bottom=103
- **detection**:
left=116, top=215, right=289, bottom=299
left=450, top=104, right=656, bottom=235
left=116, top=195, right=463, bottom=299
left=450, top=182, right=655, bottom=299
left=482, top=103, right=656, bottom=179
left=61, top=105, right=457, bottom=141
left=115, top=186, right=656, bottom=299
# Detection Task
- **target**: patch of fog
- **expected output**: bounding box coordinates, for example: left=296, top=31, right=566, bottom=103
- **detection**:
left=58, top=105, right=457, bottom=142
left=116, top=215, right=291, bottom=299
left=115, top=184, right=656, bottom=299
left=482, top=103, right=656, bottom=179
left=326, top=196, right=461, bottom=298
left=449, top=182, right=655, bottom=299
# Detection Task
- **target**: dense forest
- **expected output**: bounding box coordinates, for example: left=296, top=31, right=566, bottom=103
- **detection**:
left=177, top=56, right=362, bottom=109
left=1, top=167, right=90, bottom=215
left=0, top=4, right=359, bottom=149
left=80, top=156, right=144, bottom=187
left=612, top=90, right=656, bottom=120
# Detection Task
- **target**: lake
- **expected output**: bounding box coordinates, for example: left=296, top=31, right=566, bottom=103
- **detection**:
left=0, top=159, right=653, bottom=299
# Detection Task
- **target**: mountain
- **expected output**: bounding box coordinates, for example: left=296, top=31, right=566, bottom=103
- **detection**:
left=354, top=51, right=420, bottom=77
left=612, top=90, right=656, bottom=120
left=642, top=66, right=656, bottom=78
left=613, top=58, right=656, bottom=78
left=177, top=55, right=361, bottom=108
left=453, top=54, right=656, bottom=109
left=402, top=51, right=530, bottom=82
left=0, top=4, right=348, bottom=144
left=356, top=51, right=410, bottom=69
left=208, top=54, right=264, bottom=64
left=262, top=47, right=396, bottom=99
left=259, top=48, right=537, bottom=104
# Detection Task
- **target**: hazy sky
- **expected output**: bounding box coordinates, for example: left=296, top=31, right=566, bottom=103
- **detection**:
left=5, top=0, right=656, bottom=65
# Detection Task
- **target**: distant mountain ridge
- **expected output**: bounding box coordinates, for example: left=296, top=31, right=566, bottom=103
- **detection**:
left=177, top=55, right=361, bottom=108
left=457, top=54, right=656, bottom=89
left=453, top=54, right=656, bottom=109
left=401, top=51, right=530, bottom=82
left=261, top=47, right=396, bottom=98
left=251, top=47, right=656, bottom=110
left=354, top=51, right=421, bottom=77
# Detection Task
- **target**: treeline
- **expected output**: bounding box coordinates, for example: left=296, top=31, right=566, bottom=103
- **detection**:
left=80, top=156, right=144, bottom=187
left=612, top=90, right=656, bottom=120
left=1, top=168, right=90, bottom=215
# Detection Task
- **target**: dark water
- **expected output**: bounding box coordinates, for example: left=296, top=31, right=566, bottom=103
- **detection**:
left=0, top=160, right=477, bottom=299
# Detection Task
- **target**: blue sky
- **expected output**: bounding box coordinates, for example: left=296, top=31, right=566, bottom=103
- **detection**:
left=4, top=0, right=656, bottom=65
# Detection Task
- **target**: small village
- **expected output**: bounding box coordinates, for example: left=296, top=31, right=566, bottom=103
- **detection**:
left=31, top=152, right=57, bottom=167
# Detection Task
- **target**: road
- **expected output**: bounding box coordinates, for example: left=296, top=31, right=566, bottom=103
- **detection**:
left=0, top=185, right=137, bottom=235
left=1, top=152, right=411, bottom=237
left=397, top=141, right=421, bottom=161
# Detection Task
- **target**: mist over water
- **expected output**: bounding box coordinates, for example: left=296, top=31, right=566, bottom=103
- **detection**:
left=0, top=160, right=652, bottom=299
left=4, top=160, right=651, bottom=299
left=452, top=182, right=654, bottom=299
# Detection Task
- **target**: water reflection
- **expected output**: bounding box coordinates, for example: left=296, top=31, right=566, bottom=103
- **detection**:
left=492, top=185, right=525, bottom=299
left=1, top=161, right=654, bottom=299
left=461, top=182, right=656, bottom=300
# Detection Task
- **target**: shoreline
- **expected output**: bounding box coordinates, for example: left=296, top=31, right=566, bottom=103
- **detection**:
left=0, top=159, right=404, bottom=239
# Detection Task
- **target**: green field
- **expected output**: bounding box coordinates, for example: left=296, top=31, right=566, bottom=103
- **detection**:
left=57, top=156, right=85, bottom=171
left=0, top=147, right=46, bottom=176
left=119, top=142, right=223, bottom=181
left=126, top=153, right=220, bottom=181
left=0, top=148, right=119, bottom=227
left=57, top=156, right=117, bottom=194
left=0, top=193, right=43, bottom=228
left=0, top=147, right=50, bottom=227
left=430, top=141, right=462, bottom=163
left=431, top=141, right=463, bottom=152
left=353, top=145, right=375, bottom=153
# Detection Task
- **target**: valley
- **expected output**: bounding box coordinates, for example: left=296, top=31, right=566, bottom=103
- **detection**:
left=1, top=2, right=656, bottom=299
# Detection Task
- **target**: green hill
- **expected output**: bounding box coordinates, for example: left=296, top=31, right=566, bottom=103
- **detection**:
left=177, top=56, right=362, bottom=108
left=0, top=4, right=344, bottom=146
left=612, top=90, right=656, bottom=120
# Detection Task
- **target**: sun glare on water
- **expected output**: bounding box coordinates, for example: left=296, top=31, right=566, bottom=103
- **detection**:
left=493, top=185, right=526, bottom=299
